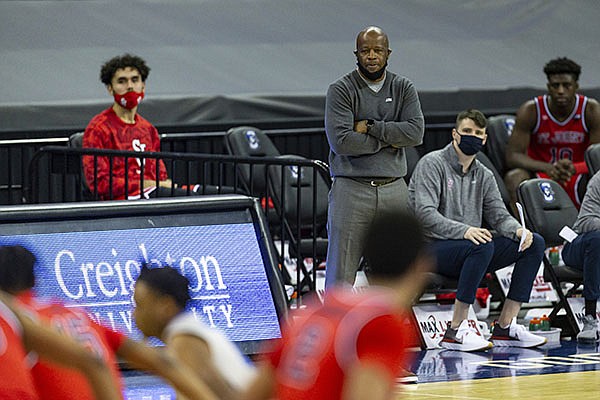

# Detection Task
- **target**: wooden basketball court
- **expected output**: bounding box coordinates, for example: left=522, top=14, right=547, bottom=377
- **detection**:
left=395, top=341, right=600, bottom=399
left=400, top=371, right=600, bottom=399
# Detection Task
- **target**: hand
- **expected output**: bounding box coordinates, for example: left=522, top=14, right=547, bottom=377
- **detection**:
left=353, top=120, right=368, bottom=134
left=464, top=227, right=493, bottom=245
left=517, top=228, right=533, bottom=251
left=158, top=179, right=174, bottom=189
left=143, top=179, right=173, bottom=189
left=546, top=159, right=574, bottom=183
left=555, top=158, right=575, bottom=179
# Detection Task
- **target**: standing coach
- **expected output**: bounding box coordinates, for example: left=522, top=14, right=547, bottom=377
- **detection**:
left=325, top=26, right=424, bottom=287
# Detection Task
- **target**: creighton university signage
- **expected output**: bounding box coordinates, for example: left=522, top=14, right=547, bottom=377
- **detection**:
left=1, top=222, right=281, bottom=344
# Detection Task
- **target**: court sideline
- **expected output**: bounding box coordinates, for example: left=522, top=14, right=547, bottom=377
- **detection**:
left=399, top=340, right=600, bottom=399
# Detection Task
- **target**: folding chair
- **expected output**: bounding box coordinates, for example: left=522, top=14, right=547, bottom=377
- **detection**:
left=585, top=143, right=600, bottom=176
left=224, top=126, right=330, bottom=292
left=69, top=131, right=97, bottom=200
left=27, top=133, right=88, bottom=203
left=404, top=146, right=420, bottom=184
left=483, top=114, right=515, bottom=176
left=517, top=178, right=584, bottom=336
left=223, top=126, right=281, bottom=197
left=476, top=151, right=511, bottom=212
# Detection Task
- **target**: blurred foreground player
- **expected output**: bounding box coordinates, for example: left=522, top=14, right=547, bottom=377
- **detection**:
left=0, top=294, right=123, bottom=400
left=0, top=245, right=218, bottom=400
left=133, top=265, right=257, bottom=400
left=242, top=211, right=433, bottom=400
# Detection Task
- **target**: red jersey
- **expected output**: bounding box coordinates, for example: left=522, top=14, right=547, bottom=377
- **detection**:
left=83, top=107, right=168, bottom=200
left=531, top=94, right=590, bottom=205
left=18, top=292, right=126, bottom=400
left=269, top=288, right=410, bottom=400
left=0, top=301, right=39, bottom=400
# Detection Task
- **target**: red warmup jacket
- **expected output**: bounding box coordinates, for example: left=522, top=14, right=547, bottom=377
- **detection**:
left=83, top=107, right=168, bottom=200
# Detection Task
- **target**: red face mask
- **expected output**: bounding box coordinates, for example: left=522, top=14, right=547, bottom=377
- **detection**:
left=113, top=91, right=145, bottom=110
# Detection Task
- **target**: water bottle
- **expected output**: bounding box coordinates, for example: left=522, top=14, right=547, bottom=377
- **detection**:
left=529, top=317, right=541, bottom=331
left=549, top=247, right=560, bottom=266
left=540, top=314, right=551, bottom=331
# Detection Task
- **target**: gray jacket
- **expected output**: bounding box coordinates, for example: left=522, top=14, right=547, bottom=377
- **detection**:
left=573, top=171, right=600, bottom=233
left=408, top=143, right=520, bottom=241
left=325, top=70, right=424, bottom=178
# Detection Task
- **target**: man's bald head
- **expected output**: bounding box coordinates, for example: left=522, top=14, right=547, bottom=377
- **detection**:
left=356, top=26, right=389, bottom=50
left=354, top=26, right=391, bottom=81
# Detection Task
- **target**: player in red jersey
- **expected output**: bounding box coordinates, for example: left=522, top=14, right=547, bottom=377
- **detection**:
left=505, top=57, right=600, bottom=210
left=242, top=211, right=433, bottom=400
left=21, top=294, right=126, bottom=399
left=0, top=245, right=218, bottom=400
left=0, top=298, right=40, bottom=400
left=0, top=295, right=123, bottom=400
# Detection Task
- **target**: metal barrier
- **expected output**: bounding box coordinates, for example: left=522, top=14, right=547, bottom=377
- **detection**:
left=0, top=137, right=69, bottom=205
left=160, top=123, right=453, bottom=161
left=0, top=122, right=453, bottom=206
left=27, top=145, right=331, bottom=301
left=161, top=127, right=330, bottom=162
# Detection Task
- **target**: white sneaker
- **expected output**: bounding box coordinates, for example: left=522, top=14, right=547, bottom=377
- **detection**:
left=491, top=318, right=547, bottom=348
left=439, top=320, right=493, bottom=352
left=577, top=315, right=600, bottom=344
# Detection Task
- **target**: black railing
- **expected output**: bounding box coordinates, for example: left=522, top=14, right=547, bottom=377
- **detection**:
left=0, top=137, right=69, bottom=205
left=1, top=122, right=455, bottom=206
left=27, top=146, right=331, bottom=301
left=160, top=127, right=330, bottom=162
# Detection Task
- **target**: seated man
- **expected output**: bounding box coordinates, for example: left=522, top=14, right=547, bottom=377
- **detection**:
left=505, top=57, right=600, bottom=210
left=409, top=109, right=547, bottom=351
left=83, top=54, right=200, bottom=200
left=561, top=171, right=600, bottom=344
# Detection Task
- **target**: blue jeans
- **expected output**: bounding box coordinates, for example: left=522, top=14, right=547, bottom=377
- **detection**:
left=561, top=231, right=600, bottom=301
left=430, top=233, right=545, bottom=304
